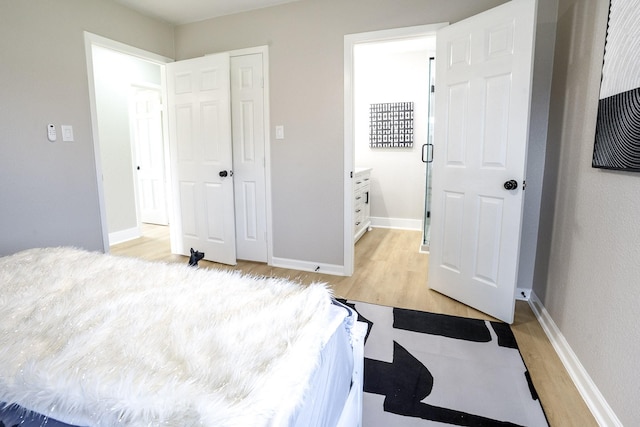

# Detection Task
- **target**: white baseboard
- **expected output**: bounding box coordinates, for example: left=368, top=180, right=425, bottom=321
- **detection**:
left=529, top=292, right=622, bottom=427
left=108, top=227, right=141, bottom=246
left=270, top=257, right=346, bottom=276
left=370, top=216, right=422, bottom=230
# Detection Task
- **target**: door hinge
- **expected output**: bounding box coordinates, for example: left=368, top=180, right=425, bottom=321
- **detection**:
left=431, top=84, right=435, bottom=93
left=522, top=180, right=527, bottom=190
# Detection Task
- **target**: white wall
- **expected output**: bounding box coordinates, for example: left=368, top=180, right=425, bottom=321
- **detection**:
left=354, top=40, right=433, bottom=228
left=91, top=46, right=162, bottom=241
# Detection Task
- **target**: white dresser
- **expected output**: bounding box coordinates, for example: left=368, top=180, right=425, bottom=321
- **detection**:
left=354, top=168, right=372, bottom=242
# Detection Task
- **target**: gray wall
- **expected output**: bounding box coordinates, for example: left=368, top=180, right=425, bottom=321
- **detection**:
left=0, top=0, right=174, bottom=255
left=174, top=0, right=507, bottom=265
left=535, top=0, right=640, bottom=423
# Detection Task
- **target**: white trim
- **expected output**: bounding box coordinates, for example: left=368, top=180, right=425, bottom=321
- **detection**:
left=529, top=292, right=623, bottom=427
left=108, top=227, right=141, bottom=246
left=344, top=23, right=448, bottom=276
left=271, top=257, right=346, bottom=277
left=85, top=32, right=173, bottom=64
left=370, top=216, right=423, bottom=230
left=84, top=34, right=109, bottom=253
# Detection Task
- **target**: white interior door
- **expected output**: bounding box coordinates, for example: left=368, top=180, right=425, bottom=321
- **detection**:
left=231, top=54, right=268, bottom=262
left=131, top=87, right=168, bottom=226
left=428, top=0, right=536, bottom=324
left=167, top=53, right=237, bottom=265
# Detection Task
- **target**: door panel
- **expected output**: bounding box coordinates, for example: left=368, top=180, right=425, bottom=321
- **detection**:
left=231, top=54, right=268, bottom=262
left=474, top=196, right=503, bottom=285
left=446, top=84, right=469, bottom=165
left=167, top=53, right=236, bottom=265
left=441, top=191, right=464, bottom=271
left=179, top=182, right=197, bottom=236
left=428, top=0, right=536, bottom=323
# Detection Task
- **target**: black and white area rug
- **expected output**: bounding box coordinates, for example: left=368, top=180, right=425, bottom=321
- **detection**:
left=338, top=300, right=549, bottom=427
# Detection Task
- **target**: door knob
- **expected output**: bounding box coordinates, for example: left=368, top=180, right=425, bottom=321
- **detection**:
left=503, top=180, right=518, bottom=190
left=219, top=170, right=228, bottom=177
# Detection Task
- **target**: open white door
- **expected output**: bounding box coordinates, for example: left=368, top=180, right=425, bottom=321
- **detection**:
left=167, top=53, right=237, bottom=265
left=131, top=87, right=169, bottom=226
left=428, top=0, right=536, bottom=323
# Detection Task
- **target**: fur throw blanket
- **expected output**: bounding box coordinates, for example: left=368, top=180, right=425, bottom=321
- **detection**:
left=0, top=248, right=337, bottom=427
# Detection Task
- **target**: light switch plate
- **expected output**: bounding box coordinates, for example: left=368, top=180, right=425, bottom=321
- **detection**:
left=61, top=125, right=74, bottom=142
left=275, top=125, right=284, bottom=140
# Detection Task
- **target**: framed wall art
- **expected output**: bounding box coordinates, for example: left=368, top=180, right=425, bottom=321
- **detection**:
left=369, top=102, right=414, bottom=148
left=592, top=0, right=640, bottom=171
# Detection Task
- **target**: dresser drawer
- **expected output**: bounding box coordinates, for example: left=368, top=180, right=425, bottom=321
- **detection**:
left=354, top=168, right=372, bottom=242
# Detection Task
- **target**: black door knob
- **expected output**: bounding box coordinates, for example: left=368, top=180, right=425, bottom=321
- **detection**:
left=504, top=180, right=518, bottom=190
left=219, top=170, right=228, bottom=177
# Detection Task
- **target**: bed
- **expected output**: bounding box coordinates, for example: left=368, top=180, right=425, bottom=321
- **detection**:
left=0, top=247, right=366, bottom=427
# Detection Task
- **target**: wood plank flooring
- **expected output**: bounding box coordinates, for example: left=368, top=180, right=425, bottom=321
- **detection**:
left=111, top=225, right=597, bottom=427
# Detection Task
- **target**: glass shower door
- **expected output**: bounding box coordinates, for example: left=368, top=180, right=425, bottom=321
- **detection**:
left=421, top=57, right=436, bottom=252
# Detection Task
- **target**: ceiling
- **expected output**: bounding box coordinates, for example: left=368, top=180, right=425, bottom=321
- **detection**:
left=113, top=0, right=302, bottom=25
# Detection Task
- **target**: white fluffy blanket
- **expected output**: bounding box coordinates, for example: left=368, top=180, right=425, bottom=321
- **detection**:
left=0, top=247, right=336, bottom=427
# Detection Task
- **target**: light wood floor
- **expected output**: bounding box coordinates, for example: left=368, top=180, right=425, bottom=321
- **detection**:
left=111, top=225, right=597, bottom=427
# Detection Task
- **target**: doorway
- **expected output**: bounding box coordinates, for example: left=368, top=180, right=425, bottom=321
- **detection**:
left=85, top=33, right=272, bottom=264
left=87, top=40, right=168, bottom=247
left=344, top=24, right=446, bottom=276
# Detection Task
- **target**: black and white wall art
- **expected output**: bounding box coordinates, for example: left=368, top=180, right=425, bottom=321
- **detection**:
left=369, top=102, right=414, bottom=148
left=592, top=0, right=640, bottom=171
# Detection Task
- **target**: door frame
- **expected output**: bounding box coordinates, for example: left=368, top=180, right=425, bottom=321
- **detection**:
left=84, top=32, right=173, bottom=252
left=343, top=23, right=447, bottom=276
left=85, top=33, right=272, bottom=264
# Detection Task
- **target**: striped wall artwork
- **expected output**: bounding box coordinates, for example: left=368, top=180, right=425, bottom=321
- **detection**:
left=592, top=0, right=640, bottom=171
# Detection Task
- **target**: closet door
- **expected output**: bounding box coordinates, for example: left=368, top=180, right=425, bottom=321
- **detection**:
left=231, top=53, right=268, bottom=262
